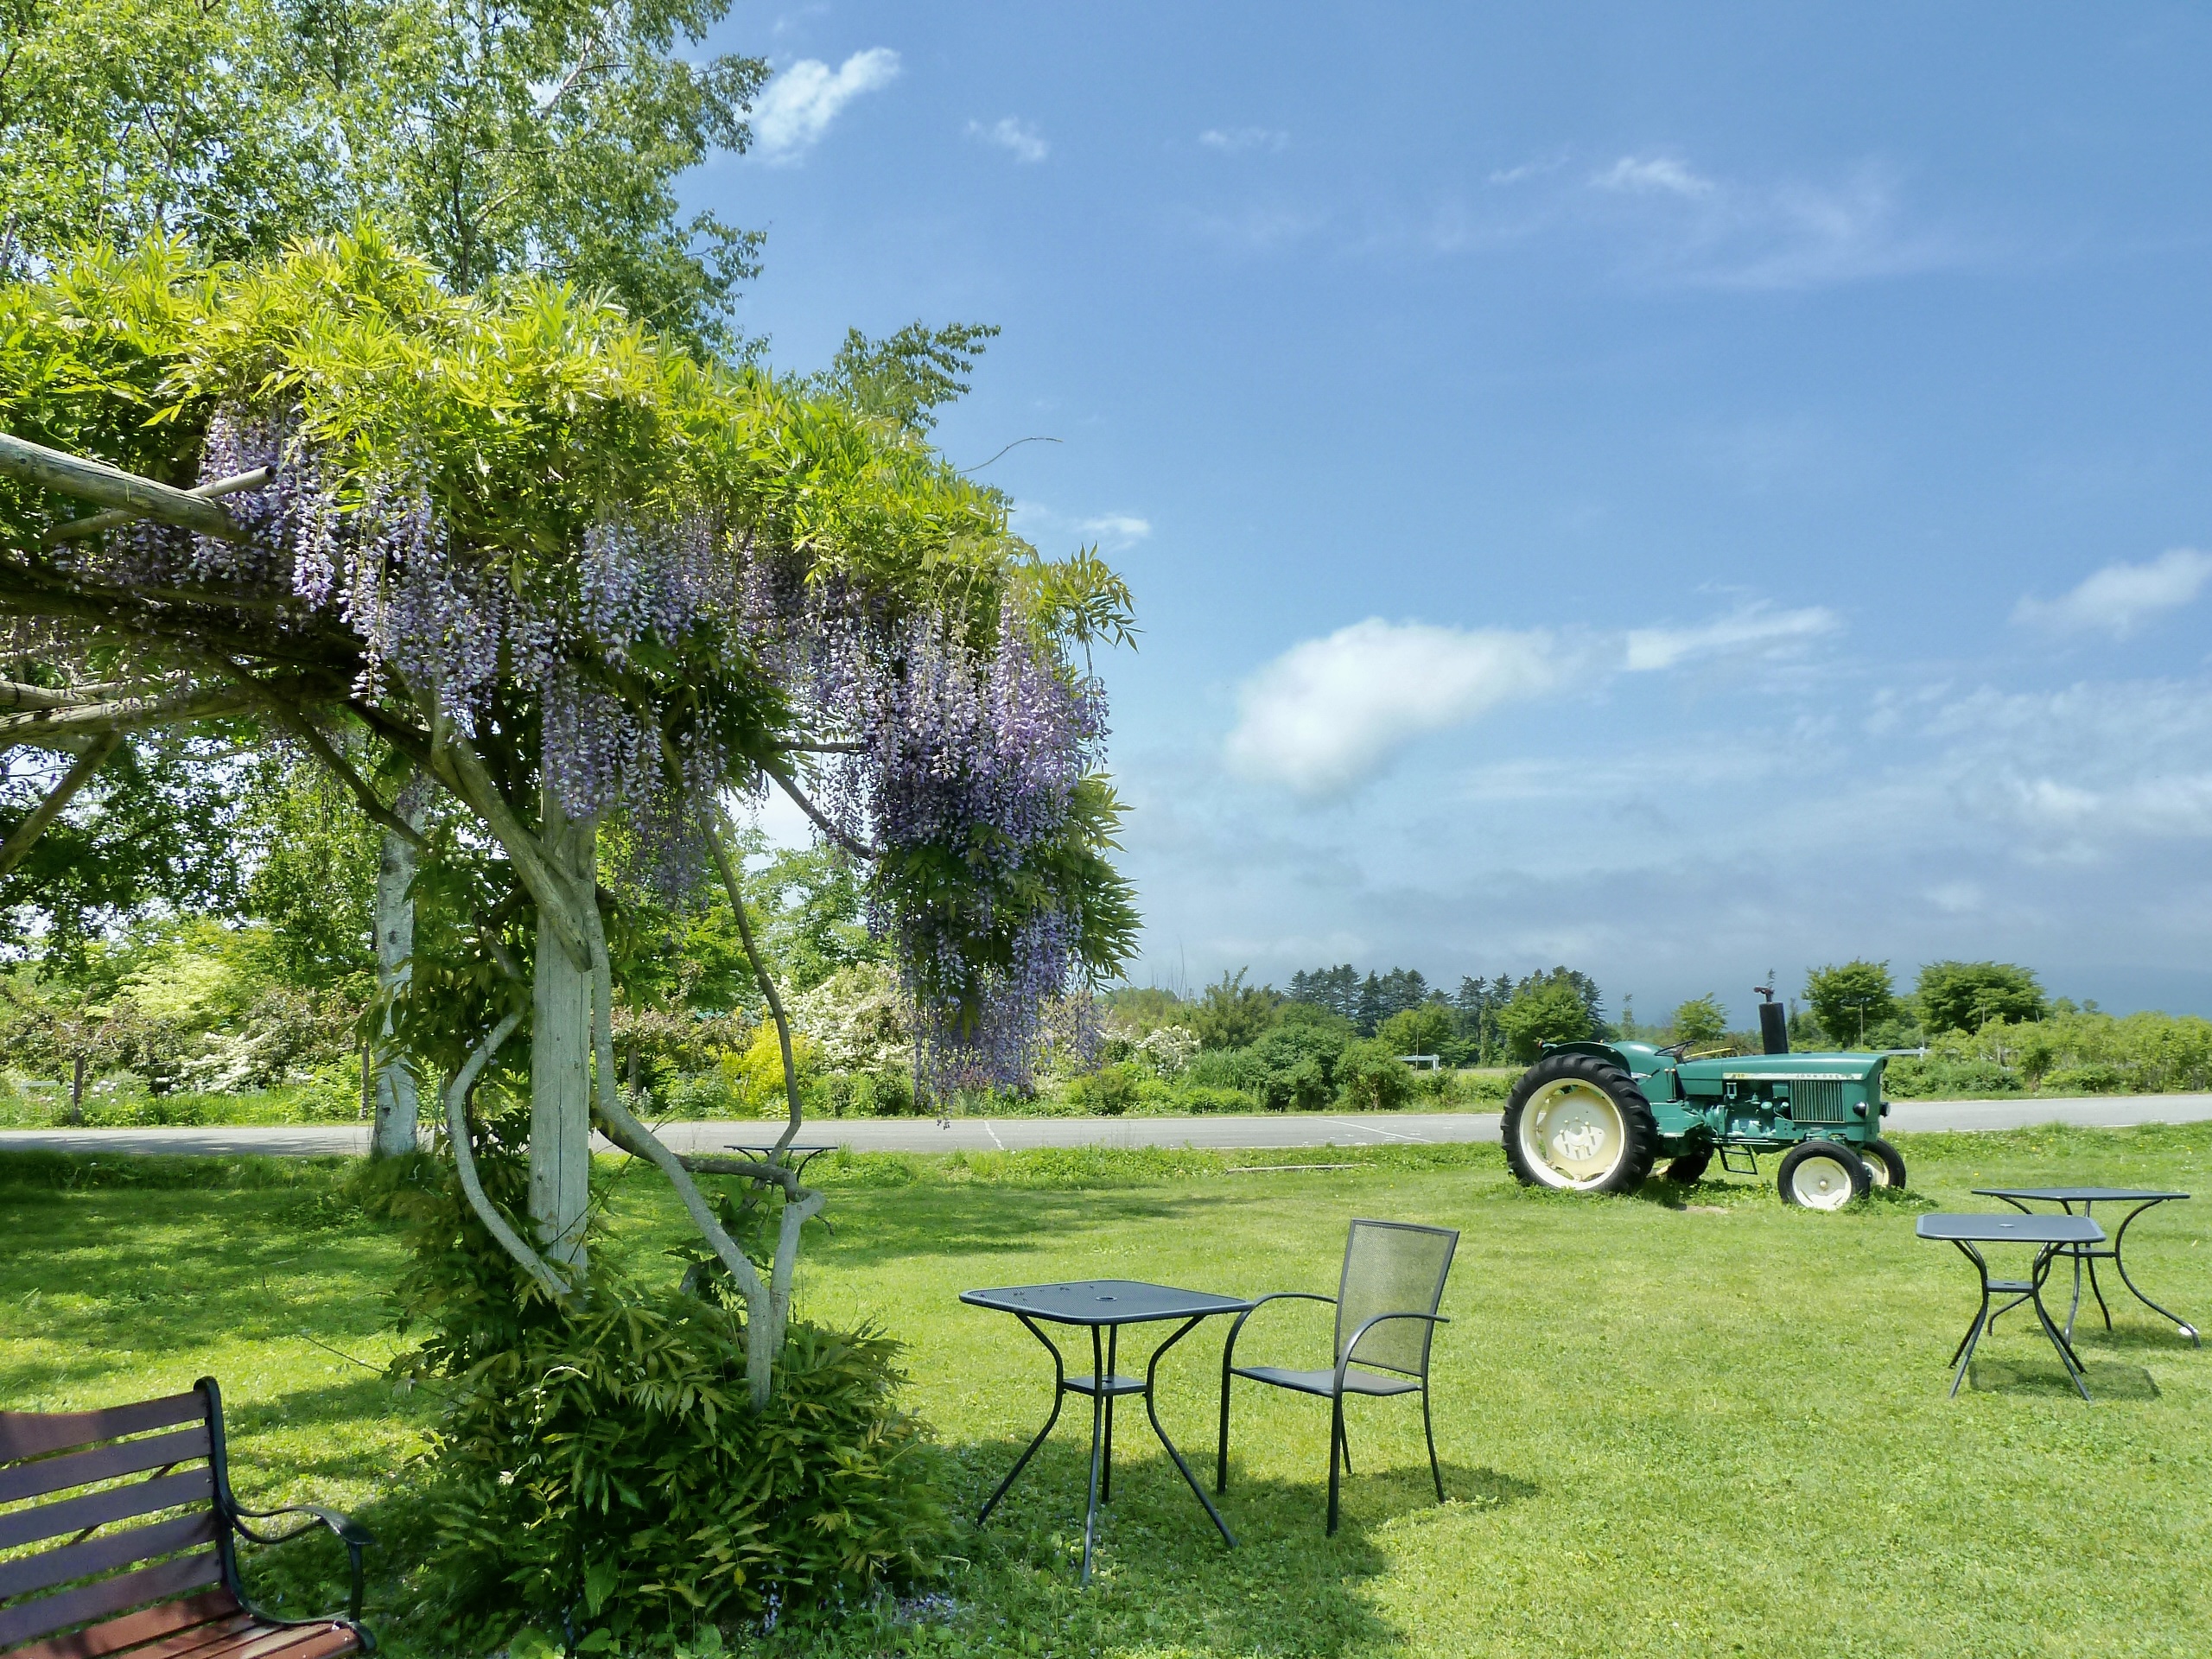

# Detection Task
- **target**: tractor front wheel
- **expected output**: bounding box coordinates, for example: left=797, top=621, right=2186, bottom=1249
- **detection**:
left=1859, top=1136, right=1907, bottom=1191
left=1503, top=1056, right=1660, bottom=1193
left=1777, top=1140, right=1871, bottom=1210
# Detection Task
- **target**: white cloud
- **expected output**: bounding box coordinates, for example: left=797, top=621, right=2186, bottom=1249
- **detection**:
left=969, top=117, right=1049, bottom=163
left=1226, top=620, right=1571, bottom=798
left=1077, top=513, right=1151, bottom=543
left=753, top=49, right=900, bottom=160
left=1200, top=127, right=1288, bottom=154
left=1623, top=603, right=1840, bottom=671
left=2012, top=548, right=2212, bottom=639
left=1591, top=155, right=1715, bottom=199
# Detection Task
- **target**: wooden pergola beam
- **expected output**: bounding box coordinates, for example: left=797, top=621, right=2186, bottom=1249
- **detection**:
left=0, top=431, right=243, bottom=542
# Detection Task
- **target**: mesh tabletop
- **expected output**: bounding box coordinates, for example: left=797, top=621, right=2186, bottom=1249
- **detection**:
left=1973, top=1187, right=2189, bottom=1204
left=961, top=1280, right=1251, bottom=1325
left=1917, top=1213, right=2105, bottom=1245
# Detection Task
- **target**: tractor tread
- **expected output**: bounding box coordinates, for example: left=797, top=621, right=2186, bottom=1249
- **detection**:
left=1503, top=1053, right=1661, bottom=1194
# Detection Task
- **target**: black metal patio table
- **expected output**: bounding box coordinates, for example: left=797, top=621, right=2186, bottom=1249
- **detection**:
left=1917, top=1213, right=2106, bottom=1401
left=1972, top=1187, right=2198, bottom=1347
left=961, top=1279, right=1251, bottom=1582
left=716, top=1142, right=837, bottom=1180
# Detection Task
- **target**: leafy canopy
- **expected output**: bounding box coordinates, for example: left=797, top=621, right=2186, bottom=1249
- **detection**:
left=1803, top=959, right=1897, bottom=1045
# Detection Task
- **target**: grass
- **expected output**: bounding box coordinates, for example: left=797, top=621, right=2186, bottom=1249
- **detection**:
left=3, top=1124, right=2210, bottom=1656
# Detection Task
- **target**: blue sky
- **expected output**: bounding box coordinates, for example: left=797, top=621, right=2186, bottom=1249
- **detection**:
left=704, top=3, right=2212, bottom=1023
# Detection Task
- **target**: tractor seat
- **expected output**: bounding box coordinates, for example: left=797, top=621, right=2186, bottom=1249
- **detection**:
left=1229, top=1364, right=1421, bottom=1397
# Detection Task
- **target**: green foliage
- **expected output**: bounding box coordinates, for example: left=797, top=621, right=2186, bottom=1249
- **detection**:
left=1243, top=1021, right=1347, bottom=1111
left=1669, top=994, right=1730, bottom=1049
left=1377, top=1002, right=1454, bottom=1058
left=0, top=735, right=249, bottom=973
left=1803, top=959, right=1897, bottom=1046
left=746, top=843, right=882, bottom=996
left=1187, top=968, right=1282, bottom=1051
left=1496, top=971, right=1594, bottom=1061
left=0, top=0, right=769, bottom=355
left=238, top=759, right=379, bottom=990
left=383, top=1135, right=947, bottom=1642
left=1099, top=984, right=1187, bottom=1036
left=1916, top=960, right=2046, bottom=1034
left=812, top=321, right=1000, bottom=433
left=1334, top=1036, right=1414, bottom=1110
left=1065, top=1060, right=1141, bottom=1116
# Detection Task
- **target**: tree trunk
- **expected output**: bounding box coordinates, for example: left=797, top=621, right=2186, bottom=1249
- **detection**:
left=369, top=813, right=421, bottom=1159
left=67, top=1053, right=85, bottom=1126
left=529, top=794, right=595, bottom=1277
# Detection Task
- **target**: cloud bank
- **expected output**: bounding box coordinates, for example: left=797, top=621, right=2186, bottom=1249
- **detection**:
left=1229, top=604, right=1839, bottom=798
left=2013, top=548, right=2212, bottom=639
left=753, top=49, right=900, bottom=160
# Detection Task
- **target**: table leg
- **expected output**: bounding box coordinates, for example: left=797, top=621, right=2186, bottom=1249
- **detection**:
left=2111, top=1199, right=2201, bottom=1345
left=1103, top=1325, right=1117, bottom=1503
left=1083, top=1325, right=1106, bottom=1585
left=1948, top=1239, right=1993, bottom=1399
left=978, top=1313, right=1066, bottom=1527
left=2029, top=1245, right=2093, bottom=1402
left=1141, top=1314, right=1238, bottom=1548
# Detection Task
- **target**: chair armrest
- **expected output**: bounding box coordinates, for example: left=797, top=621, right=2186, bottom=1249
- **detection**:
left=229, top=1504, right=373, bottom=1623
left=1334, top=1312, right=1449, bottom=1393
left=1222, top=1292, right=1337, bottom=1371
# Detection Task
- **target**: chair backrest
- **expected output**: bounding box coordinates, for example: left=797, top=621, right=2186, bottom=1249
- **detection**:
left=1335, top=1218, right=1459, bottom=1377
left=0, top=1386, right=237, bottom=1659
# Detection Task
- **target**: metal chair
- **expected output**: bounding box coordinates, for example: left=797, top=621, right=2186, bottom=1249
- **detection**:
left=1217, top=1217, right=1459, bottom=1534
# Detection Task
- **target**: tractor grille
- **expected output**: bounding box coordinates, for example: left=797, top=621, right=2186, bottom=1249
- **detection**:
left=1789, top=1079, right=1852, bottom=1125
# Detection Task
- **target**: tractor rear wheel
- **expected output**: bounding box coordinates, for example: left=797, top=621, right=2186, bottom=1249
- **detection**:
left=1777, top=1140, right=1871, bottom=1210
left=1503, top=1055, right=1660, bottom=1194
left=1859, top=1136, right=1907, bottom=1191
left=1664, top=1151, right=1713, bottom=1185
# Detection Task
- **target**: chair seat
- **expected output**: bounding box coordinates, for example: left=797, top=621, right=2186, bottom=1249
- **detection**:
left=1231, top=1364, right=1420, bottom=1397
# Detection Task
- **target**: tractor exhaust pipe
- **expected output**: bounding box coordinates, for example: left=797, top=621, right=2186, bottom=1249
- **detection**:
left=1754, top=973, right=1788, bottom=1054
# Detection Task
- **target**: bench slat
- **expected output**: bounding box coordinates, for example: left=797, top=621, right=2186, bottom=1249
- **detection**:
left=0, top=1551, right=221, bottom=1651
left=3, top=1589, right=242, bottom=1659
left=0, top=1399, right=205, bottom=1465
left=89, top=1614, right=261, bottom=1659
left=0, top=1470, right=215, bottom=1554
left=194, top=1624, right=359, bottom=1659
left=0, top=1429, right=210, bottom=1508
left=0, top=1510, right=219, bottom=1604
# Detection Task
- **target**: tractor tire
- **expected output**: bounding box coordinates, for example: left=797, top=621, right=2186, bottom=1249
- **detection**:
left=1664, top=1151, right=1713, bottom=1185
left=1777, top=1140, right=1871, bottom=1211
left=1859, top=1136, right=1907, bottom=1191
left=1504, top=1055, right=1660, bottom=1194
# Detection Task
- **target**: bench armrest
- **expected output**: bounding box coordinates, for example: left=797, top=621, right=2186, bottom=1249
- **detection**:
left=230, top=1504, right=373, bottom=1623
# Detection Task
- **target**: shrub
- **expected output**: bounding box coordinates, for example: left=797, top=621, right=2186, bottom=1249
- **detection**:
left=1067, top=1060, right=1141, bottom=1116
left=1173, top=1084, right=1250, bottom=1114
left=1247, top=1023, right=1346, bottom=1110
left=1885, top=1056, right=2021, bottom=1097
left=387, top=1147, right=948, bottom=1648
left=1335, top=1038, right=1414, bottom=1109
left=2040, top=1063, right=2135, bottom=1095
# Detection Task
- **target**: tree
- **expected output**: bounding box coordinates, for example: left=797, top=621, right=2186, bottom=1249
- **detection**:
left=0, top=236, right=1138, bottom=1412
left=813, top=321, right=1001, bottom=433
left=1916, top=961, right=2045, bottom=1035
left=1, top=1, right=769, bottom=355
left=1378, top=1002, right=1452, bottom=1058
left=1496, top=973, right=1592, bottom=1061
left=1804, top=959, right=1896, bottom=1046
left=1336, top=1036, right=1414, bottom=1109
left=1669, top=994, right=1730, bottom=1050
left=1188, top=968, right=1282, bottom=1050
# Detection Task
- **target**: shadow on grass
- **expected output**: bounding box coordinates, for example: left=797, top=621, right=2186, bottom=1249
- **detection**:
left=816, top=1186, right=1247, bottom=1269
left=1967, top=1357, right=2161, bottom=1400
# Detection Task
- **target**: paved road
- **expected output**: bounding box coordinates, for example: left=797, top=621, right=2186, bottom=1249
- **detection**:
left=3, top=1092, right=2209, bottom=1160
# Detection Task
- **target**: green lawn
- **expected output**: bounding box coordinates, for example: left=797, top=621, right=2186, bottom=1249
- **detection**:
left=3, top=1127, right=2209, bottom=1657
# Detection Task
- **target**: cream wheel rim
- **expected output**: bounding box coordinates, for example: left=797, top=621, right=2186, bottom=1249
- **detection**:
left=1519, top=1079, right=1627, bottom=1188
left=1789, top=1151, right=1859, bottom=1210
left=1862, top=1148, right=1893, bottom=1189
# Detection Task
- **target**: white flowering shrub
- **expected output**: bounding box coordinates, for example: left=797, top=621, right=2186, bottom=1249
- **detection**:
left=1134, top=1022, right=1198, bottom=1079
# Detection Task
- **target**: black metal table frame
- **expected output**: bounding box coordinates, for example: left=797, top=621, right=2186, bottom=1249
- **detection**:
left=1976, top=1189, right=2199, bottom=1348
left=975, top=1307, right=1240, bottom=1584
left=1936, top=1232, right=2094, bottom=1402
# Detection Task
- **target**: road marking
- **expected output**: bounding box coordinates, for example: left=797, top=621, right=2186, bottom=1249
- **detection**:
left=982, top=1120, right=1006, bottom=1149
left=1326, top=1116, right=1428, bottom=1142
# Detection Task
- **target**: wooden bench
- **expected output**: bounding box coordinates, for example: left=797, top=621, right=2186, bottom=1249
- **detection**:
left=0, top=1377, right=372, bottom=1659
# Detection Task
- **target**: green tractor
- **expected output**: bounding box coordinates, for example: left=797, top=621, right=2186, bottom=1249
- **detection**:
left=1503, top=984, right=1905, bottom=1210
